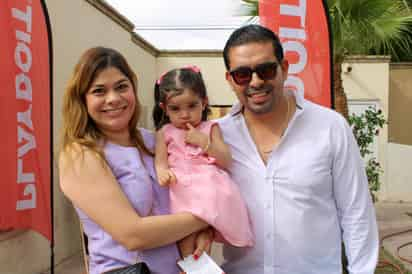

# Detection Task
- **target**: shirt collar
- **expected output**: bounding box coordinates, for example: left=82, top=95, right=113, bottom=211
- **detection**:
left=229, top=102, right=242, bottom=116
left=294, top=89, right=305, bottom=111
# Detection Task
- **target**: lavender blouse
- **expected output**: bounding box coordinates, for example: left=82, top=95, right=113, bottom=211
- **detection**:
left=75, top=129, right=180, bottom=274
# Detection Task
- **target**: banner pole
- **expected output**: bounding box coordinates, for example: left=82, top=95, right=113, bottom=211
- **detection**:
left=322, top=0, right=334, bottom=109
left=40, top=1, right=54, bottom=273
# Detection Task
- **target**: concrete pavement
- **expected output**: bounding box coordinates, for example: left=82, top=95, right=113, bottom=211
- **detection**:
left=376, top=202, right=412, bottom=271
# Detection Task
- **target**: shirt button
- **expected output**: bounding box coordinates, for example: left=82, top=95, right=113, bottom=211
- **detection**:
left=265, top=203, right=271, bottom=209
left=266, top=233, right=272, bottom=239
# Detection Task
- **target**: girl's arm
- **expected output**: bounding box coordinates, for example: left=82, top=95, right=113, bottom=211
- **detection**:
left=204, top=124, right=232, bottom=169
left=59, top=144, right=207, bottom=251
left=155, top=129, right=176, bottom=186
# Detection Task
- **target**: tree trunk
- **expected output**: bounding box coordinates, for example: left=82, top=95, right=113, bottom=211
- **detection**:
left=333, top=62, right=349, bottom=120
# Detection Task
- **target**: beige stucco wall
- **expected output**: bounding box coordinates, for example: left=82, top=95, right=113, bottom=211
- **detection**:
left=342, top=57, right=390, bottom=201
left=384, top=64, right=412, bottom=201
left=0, top=1, right=156, bottom=273
left=389, top=64, right=412, bottom=145
left=385, top=64, right=412, bottom=201
left=386, top=143, right=412, bottom=201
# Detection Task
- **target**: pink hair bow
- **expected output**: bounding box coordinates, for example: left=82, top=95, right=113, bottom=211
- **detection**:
left=156, top=71, right=168, bottom=85
left=182, top=65, right=201, bottom=73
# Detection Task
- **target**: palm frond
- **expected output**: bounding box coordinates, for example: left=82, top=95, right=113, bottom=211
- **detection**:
left=327, top=0, right=412, bottom=61
left=239, top=0, right=412, bottom=61
left=238, top=0, right=258, bottom=16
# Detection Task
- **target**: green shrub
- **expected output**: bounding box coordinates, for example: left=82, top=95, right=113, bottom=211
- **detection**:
left=348, top=107, right=386, bottom=202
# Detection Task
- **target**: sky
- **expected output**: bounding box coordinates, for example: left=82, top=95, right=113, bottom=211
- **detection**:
left=105, top=0, right=254, bottom=50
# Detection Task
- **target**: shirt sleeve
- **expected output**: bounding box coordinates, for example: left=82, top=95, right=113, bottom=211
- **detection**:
left=331, top=116, right=379, bottom=274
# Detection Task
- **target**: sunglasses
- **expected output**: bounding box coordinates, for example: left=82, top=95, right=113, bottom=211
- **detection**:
left=229, top=61, right=279, bottom=86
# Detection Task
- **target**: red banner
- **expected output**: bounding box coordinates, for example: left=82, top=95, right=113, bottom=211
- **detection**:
left=0, top=0, right=52, bottom=241
left=259, top=0, right=332, bottom=107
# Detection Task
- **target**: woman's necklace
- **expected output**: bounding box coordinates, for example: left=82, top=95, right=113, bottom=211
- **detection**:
left=261, top=96, right=291, bottom=154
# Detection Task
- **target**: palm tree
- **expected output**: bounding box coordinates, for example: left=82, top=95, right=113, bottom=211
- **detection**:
left=328, top=0, right=412, bottom=118
left=239, top=0, right=412, bottom=119
left=238, top=0, right=258, bottom=17
left=390, top=0, right=412, bottom=61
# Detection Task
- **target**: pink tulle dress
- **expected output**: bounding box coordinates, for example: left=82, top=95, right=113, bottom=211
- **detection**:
left=162, top=121, right=254, bottom=247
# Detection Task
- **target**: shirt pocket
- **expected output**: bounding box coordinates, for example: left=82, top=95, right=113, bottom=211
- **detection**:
left=288, top=154, right=333, bottom=199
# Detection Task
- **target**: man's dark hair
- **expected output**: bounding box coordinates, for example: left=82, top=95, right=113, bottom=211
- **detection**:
left=223, top=24, right=284, bottom=70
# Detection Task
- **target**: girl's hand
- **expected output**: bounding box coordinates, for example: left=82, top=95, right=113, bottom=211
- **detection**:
left=157, top=168, right=176, bottom=186
left=178, top=229, right=214, bottom=274
left=185, top=123, right=209, bottom=150
left=193, top=228, right=214, bottom=258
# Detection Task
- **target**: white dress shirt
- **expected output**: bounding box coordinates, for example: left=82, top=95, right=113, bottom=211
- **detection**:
left=217, top=91, right=379, bottom=274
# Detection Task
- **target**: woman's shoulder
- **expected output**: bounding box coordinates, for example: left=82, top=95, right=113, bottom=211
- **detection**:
left=58, top=143, right=108, bottom=193
left=139, top=127, right=155, bottom=139
left=138, top=127, right=155, bottom=150
left=59, top=143, right=105, bottom=172
left=59, top=142, right=97, bottom=163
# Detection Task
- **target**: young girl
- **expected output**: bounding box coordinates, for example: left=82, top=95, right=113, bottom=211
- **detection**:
left=152, top=65, right=254, bottom=258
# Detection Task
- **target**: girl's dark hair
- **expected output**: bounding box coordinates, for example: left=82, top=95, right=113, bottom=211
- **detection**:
left=152, top=67, right=211, bottom=130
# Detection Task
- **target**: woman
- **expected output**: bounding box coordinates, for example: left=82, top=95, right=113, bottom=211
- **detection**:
left=58, top=47, right=210, bottom=274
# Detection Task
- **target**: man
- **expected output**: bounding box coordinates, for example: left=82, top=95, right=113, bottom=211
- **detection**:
left=217, top=24, right=379, bottom=274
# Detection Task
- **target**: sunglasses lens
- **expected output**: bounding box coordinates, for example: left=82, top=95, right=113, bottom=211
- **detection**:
left=256, top=62, right=278, bottom=81
left=230, top=62, right=278, bottom=85
left=231, top=68, right=252, bottom=85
